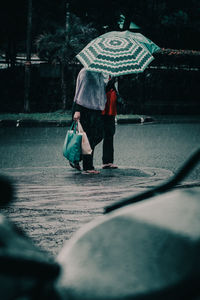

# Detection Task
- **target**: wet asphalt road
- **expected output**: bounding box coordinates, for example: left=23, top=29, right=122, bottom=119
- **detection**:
left=0, top=121, right=199, bottom=179
left=0, top=120, right=200, bottom=256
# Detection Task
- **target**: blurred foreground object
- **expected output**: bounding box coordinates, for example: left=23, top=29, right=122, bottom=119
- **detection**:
left=0, top=175, right=14, bottom=207
left=0, top=175, right=60, bottom=300
left=56, top=187, right=200, bottom=300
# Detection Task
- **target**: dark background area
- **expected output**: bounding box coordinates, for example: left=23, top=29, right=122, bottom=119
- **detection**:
left=0, top=0, right=200, bottom=114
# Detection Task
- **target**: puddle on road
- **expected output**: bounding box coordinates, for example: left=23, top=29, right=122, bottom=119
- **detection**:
left=0, top=165, right=171, bottom=186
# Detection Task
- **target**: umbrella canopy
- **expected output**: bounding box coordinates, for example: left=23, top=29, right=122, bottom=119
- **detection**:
left=100, top=31, right=160, bottom=54
left=76, top=30, right=160, bottom=77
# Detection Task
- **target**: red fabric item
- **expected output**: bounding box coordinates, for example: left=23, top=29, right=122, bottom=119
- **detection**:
left=102, top=88, right=117, bottom=116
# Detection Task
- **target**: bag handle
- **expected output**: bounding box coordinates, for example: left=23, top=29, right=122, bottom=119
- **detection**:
left=70, top=121, right=78, bottom=133
left=77, top=120, right=84, bottom=133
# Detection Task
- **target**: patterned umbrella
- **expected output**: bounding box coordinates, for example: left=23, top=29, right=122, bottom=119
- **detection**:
left=100, top=31, right=160, bottom=54
left=76, top=30, right=160, bottom=76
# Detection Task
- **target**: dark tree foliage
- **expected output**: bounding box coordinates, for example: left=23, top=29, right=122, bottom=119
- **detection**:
left=33, top=1, right=65, bottom=36
left=0, top=1, right=27, bottom=65
left=35, top=13, right=98, bottom=110
left=0, top=0, right=66, bottom=58
left=69, top=0, right=121, bottom=32
left=0, top=0, right=200, bottom=63
left=0, top=1, right=27, bottom=44
left=35, top=14, right=98, bottom=63
left=69, top=0, right=200, bottom=50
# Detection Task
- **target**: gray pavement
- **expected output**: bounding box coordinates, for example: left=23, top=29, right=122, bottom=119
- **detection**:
left=0, top=115, right=200, bottom=258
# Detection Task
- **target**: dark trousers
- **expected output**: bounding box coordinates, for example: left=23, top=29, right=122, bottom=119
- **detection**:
left=72, top=105, right=104, bottom=170
left=102, top=115, right=116, bottom=164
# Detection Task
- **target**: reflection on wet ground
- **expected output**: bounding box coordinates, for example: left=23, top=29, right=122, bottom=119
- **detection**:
left=0, top=165, right=172, bottom=256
